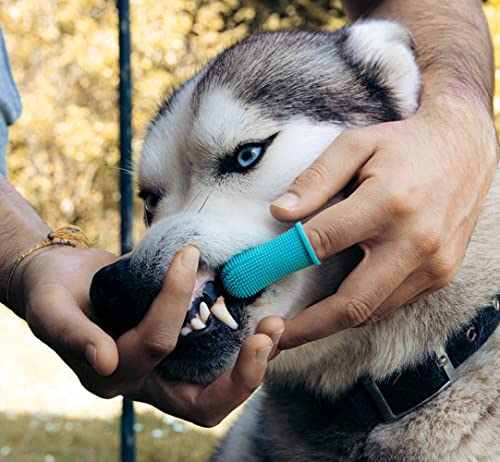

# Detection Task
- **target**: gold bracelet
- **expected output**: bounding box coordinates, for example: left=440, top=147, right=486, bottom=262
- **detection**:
left=6, top=225, right=95, bottom=307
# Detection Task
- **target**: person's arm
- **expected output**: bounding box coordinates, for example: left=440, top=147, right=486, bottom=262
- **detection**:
left=271, top=0, right=498, bottom=349
left=0, top=174, right=282, bottom=426
left=0, top=174, right=50, bottom=313
left=346, top=0, right=495, bottom=117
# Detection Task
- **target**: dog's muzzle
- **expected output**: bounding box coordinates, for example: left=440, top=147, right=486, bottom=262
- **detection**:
left=90, top=259, right=242, bottom=338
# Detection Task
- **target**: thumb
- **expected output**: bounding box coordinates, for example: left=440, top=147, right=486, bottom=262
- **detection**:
left=27, top=287, right=119, bottom=376
left=270, top=127, right=378, bottom=222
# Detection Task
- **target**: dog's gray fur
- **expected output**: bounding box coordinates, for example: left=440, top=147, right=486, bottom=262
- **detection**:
left=131, top=20, right=500, bottom=461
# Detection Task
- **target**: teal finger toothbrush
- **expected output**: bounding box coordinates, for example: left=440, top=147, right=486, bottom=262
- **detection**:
left=221, top=222, right=321, bottom=299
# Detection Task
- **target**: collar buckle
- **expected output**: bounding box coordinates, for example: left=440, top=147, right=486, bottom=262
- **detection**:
left=362, top=345, right=457, bottom=424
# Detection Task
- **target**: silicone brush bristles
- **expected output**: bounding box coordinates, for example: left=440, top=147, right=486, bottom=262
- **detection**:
left=221, top=222, right=321, bottom=299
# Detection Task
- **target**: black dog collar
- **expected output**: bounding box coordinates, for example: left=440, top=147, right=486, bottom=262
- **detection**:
left=333, top=293, right=500, bottom=431
left=255, top=294, right=500, bottom=461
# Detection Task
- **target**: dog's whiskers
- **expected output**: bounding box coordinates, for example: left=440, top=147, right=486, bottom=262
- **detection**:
left=108, top=166, right=136, bottom=177
left=186, top=191, right=203, bottom=213
left=197, top=192, right=212, bottom=214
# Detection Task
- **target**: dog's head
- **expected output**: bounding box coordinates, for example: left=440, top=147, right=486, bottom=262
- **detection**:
left=91, top=21, right=419, bottom=384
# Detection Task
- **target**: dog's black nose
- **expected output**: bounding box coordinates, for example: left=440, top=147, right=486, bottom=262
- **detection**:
left=90, top=258, right=150, bottom=337
left=91, top=265, right=118, bottom=304
left=91, top=258, right=128, bottom=305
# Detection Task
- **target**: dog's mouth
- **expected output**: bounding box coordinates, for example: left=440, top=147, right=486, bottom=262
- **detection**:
left=91, top=251, right=267, bottom=383
left=180, top=269, right=258, bottom=337
left=158, top=267, right=262, bottom=383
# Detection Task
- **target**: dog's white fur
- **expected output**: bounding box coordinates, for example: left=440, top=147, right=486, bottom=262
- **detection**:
left=135, top=20, right=500, bottom=461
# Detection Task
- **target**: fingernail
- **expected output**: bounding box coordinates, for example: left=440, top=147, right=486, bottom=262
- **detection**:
left=272, top=192, right=300, bottom=210
left=271, top=329, right=284, bottom=347
left=181, top=246, right=200, bottom=270
left=85, top=345, right=98, bottom=373
left=255, top=345, right=273, bottom=365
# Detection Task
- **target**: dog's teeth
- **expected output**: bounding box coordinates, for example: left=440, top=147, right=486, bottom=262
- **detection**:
left=211, top=298, right=238, bottom=330
left=191, top=316, right=207, bottom=330
left=199, top=301, right=210, bottom=323
left=180, top=326, right=193, bottom=336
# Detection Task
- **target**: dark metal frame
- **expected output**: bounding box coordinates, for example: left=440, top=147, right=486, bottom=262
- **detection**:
left=117, top=0, right=136, bottom=460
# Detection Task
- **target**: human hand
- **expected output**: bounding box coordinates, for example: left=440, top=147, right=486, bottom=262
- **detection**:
left=12, top=245, right=120, bottom=375
left=271, top=97, right=498, bottom=349
left=14, top=244, right=282, bottom=427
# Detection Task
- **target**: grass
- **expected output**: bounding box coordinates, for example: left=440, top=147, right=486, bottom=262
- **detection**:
left=0, top=411, right=219, bottom=462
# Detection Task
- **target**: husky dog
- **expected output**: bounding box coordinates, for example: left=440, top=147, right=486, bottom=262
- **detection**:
left=91, top=20, right=500, bottom=462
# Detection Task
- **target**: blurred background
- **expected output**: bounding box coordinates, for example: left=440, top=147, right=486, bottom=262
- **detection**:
left=1, top=1, right=500, bottom=460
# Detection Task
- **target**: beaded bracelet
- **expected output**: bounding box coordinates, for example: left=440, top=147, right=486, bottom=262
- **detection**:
left=6, top=225, right=94, bottom=307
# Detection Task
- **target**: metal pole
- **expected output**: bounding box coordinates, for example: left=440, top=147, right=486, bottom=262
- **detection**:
left=120, top=399, right=136, bottom=462
left=117, top=0, right=136, bottom=461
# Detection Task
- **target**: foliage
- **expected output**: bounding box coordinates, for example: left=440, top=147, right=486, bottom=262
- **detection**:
left=0, top=0, right=344, bottom=251
left=0, top=1, right=499, bottom=251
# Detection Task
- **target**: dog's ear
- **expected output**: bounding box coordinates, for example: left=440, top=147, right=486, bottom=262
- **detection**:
left=344, top=20, right=420, bottom=118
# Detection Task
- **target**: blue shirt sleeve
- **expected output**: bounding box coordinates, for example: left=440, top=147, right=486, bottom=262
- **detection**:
left=0, top=27, right=22, bottom=177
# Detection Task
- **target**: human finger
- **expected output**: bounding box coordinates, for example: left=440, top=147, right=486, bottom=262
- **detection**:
left=27, top=288, right=119, bottom=376
left=371, top=271, right=430, bottom=319
left=116, top=246, right=199, bottom=378
left=255, top=315, right=284, bottom=359
left=278, top=242, right=419, bottom=349
left=270, top=127, right=378, bottom=222
left=142, top=333, right=273, bottom=427
left=300, top=182, right=389, bottom=260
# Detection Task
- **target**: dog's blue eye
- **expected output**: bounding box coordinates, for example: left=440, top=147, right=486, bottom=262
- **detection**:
left=217, top=134, right=278, bottom=176
left=236, top=145, right=263, bottom=168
